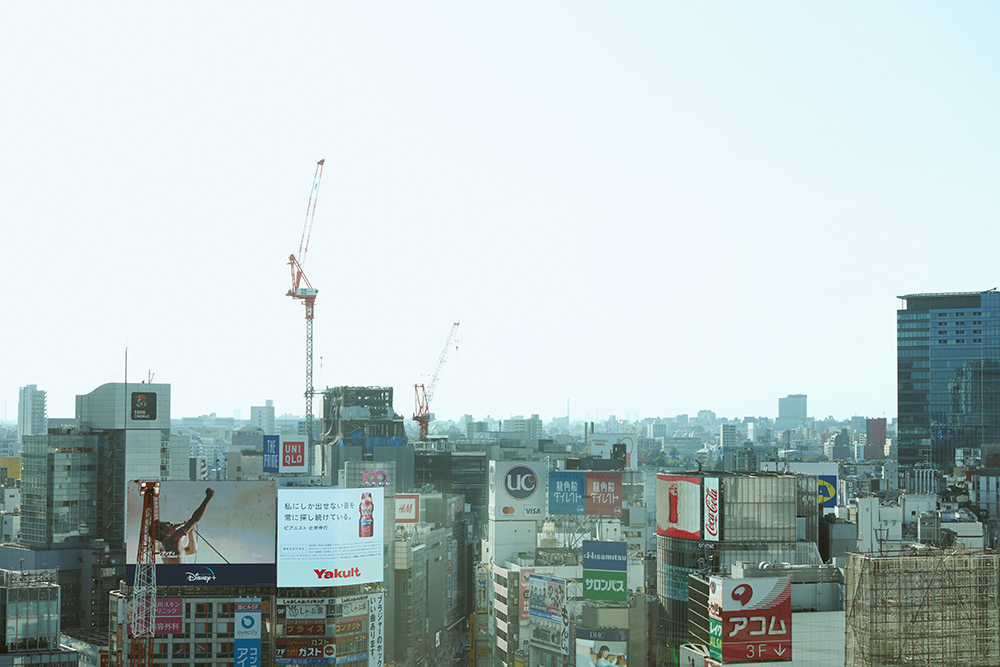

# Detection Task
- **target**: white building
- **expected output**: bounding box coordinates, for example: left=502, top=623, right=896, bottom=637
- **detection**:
left=16, top=385, right=47, bottom=445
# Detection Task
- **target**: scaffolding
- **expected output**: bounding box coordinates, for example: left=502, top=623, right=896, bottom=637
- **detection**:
left=845, top=548, right=1000, bottom=666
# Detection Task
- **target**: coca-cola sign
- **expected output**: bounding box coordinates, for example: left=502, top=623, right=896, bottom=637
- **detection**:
left=703, top=476, right=720, bottom=541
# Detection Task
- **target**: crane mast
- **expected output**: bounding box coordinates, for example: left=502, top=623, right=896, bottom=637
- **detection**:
left=129, top=480, right=159, bottom=667
left=288, top=159, right=324, bottom=461
left=413, top=321, right=460, bottom=441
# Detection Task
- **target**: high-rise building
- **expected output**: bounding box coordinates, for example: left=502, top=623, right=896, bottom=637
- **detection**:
left=775, top=394, right=807, bottom=431
left=3, top=383, right=169, bottom=630
left=250, top=399, right=275, bottom=434
left=16, top=385, right=47, bottom=445
left=865, top=418, right=887, bottom=460
left=897, top=290, right=1000, bottom=470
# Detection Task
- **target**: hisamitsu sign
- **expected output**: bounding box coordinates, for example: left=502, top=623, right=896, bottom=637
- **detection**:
left=582, top=540, right=627, bottom=601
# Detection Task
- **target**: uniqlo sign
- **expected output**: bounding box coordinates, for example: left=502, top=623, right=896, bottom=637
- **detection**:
left=709, top=576, right=791, bottom=662
left=281, top=441, right=306, bottom=473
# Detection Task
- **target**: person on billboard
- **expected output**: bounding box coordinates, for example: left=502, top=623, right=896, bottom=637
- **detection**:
left=594, top=646, right=619, bottom=665
left=154, top=488, right=215, bottom=563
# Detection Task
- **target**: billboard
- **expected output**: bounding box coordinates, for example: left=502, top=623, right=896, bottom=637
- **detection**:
left=549, top=471, right=586, bottom=514
left=395, top=494, right=420, bottom=523
left=475, top=564, right=490, bottom=613
left=709, top=576, right=791, bottom=663
left=263, top=436, right=279, bottom=473
left=657, top=474, right=701, bottom=539
left=280, top=441, right=307, bottom=473
left=125, top=598, right=183, bottom=635
left=548, top=471, right=622, bottom=516
left=576, top=628, right=628, bottom=667
left=528, top=574, right=566, bottom=623
left=277, top=487, right=384, bottom=587
left=126, top=481, right=276, bottom=586
left=818, top=475, right=837, bottom=508
left=489, top=461, right=547, bottom=520
left=703, top=476, right=720, bottom=542
left=582, top=540, right=627, bottom=601
left=584, top=472, right=622, bottom=516
left=589, top=433, right=635, bottom=468
left=235, top=598, right=262, bottom=667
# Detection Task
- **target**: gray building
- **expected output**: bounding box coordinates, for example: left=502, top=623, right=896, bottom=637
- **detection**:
left=16, top=385, right=47, bottom=446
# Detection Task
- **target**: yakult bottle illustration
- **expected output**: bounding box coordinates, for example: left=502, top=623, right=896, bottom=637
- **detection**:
left=668, top=484, right=679, bottom=524
left=359, top=492, right=374, bottom=537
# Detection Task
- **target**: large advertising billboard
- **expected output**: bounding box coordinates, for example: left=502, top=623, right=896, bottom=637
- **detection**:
left=528, top=574, right=566, bottom=623
left=489, top=461, right=547, bottom=520
left=576, top=628, right=628, bottom=667
left=582, top=541, right=627, bottom=601
left=277, top=488, right=384, bottom=587
left=657, top=474, right=701, bottom=539
left=126, top=481, right=276, bottom=586
left=548, top=471, right=622, bottom=516
left=709, top=576, right=791, bottom=663
left=395, top=494, right=420, bottom=523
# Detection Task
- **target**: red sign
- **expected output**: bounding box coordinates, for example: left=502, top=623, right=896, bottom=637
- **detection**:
left=519, top=569, right=534, bottom=620
left=657, top=474, right=701, bottom=538
left=395, top=494, right=420, bottom=523
left=584, top=472, right=622, bottom=516
left=715, top=578, right=792, bottom=662
left=281, top=441, right=306, bottom=472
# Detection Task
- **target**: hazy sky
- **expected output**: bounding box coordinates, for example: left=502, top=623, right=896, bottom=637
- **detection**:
left=4, top=3, right=1000, bottom=425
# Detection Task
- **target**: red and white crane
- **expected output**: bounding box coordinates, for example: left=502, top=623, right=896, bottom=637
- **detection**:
left=287, top=159, right=325, bottom=456
left=413, top=321, right=460, bottom=441
left=129, top=480, right=159, bottom=667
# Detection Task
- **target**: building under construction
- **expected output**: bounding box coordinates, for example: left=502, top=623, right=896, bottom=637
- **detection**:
left=845, top=548, right=1000, bottom=666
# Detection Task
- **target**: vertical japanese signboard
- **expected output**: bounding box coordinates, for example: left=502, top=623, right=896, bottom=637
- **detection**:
left=656, top=474, right=702, bottom=539
left=519, top=568, right=534, bottom=620
left=277, top=488, right=384, bottom=587
left=703, top=476, right=720, bottom=542
left=263, top=436, right=279, bottom=473
left=235, top=598, right=262, bottom=667
left=368, top=591, right=385, bottom=667
left=582, top=541, right=627, bottom=601
left=709, top=576, right=791, bottom=662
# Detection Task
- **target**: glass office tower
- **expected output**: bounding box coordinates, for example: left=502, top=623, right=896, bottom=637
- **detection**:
left=897, top=290, right=1000, bottom=470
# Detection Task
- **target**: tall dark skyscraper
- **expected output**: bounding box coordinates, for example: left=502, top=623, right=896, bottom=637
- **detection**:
left=897, top=290, right=1000, bottom=470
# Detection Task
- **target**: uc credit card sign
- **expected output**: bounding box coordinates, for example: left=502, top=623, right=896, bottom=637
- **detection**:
left=489, top=461, right=546, bottom=520
left=277, top=488, right=384, bottom=587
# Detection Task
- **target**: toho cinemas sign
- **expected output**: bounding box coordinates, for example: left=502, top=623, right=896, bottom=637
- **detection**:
left=489, top=461, right=547, bottom=521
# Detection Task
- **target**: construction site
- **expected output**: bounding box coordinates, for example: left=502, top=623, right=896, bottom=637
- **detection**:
left=845, top=548, right=1000, bottom=666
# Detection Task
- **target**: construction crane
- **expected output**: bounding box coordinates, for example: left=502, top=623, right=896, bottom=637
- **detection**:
left=129, top=480, right=159, bottom=667
left=413, top=321, right=460, bottom=441
left=287, top=159, right=325, bottom=459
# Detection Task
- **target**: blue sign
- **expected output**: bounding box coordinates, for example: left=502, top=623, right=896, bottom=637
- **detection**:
left=818, top=475, right=837, bottom=508
left=582, top=540, right=627, bottom=572
left=234, top=598, right=261, bottom=667
left=548, top=471, right=585, bottom=514
left=263, top=436, right=279, bottom=473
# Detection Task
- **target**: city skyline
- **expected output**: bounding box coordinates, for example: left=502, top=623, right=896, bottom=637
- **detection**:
left=5, top=4, right=1000, bottom=423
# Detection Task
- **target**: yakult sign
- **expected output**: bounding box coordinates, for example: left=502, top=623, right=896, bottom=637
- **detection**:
left=489, top=461, right=547, bottom=521
left=703, top=476, right=720, bottom=542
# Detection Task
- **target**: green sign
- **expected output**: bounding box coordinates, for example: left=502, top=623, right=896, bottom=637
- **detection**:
left=582, top=569, right=627, bottom=601
left=709, top=618, right=723, bottom=661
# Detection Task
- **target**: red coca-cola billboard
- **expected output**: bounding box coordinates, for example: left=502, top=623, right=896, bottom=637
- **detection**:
left=656, top=474, right=701, bottom=539
left=703, top=476, right=720, bottom=542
